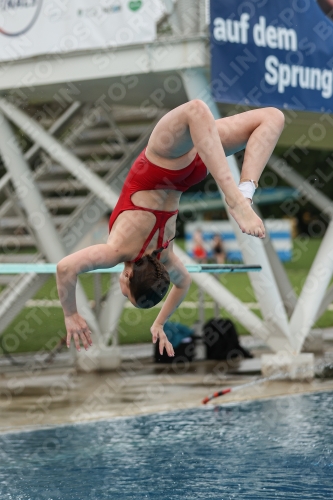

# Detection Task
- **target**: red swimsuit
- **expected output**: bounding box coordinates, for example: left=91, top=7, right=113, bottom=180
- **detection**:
left=108, top=149, right=207, bottom=261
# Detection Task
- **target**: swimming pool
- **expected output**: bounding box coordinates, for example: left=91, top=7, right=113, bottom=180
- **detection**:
left=1, top=391, right=332, bottom=499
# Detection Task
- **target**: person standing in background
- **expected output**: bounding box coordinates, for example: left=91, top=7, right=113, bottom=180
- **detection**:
left=212, top=234, right=225, bottom=264
left=192, top=229, right=207, bottom=263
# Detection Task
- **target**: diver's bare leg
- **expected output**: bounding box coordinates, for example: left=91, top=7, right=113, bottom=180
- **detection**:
left=147, top=101, right=284, bottom=238
left=215, top=107, right=285, bottom=182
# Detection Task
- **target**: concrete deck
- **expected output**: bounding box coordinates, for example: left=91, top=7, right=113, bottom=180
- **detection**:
left=1, top=346, right=333, bottom=434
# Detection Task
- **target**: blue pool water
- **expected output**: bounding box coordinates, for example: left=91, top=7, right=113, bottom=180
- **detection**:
left=1, top=391, right=333, bottom=500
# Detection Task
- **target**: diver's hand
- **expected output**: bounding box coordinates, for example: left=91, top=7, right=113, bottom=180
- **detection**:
left=151, top=322, right=175, bottom=357
left=64, top=313, right=93, bottom=351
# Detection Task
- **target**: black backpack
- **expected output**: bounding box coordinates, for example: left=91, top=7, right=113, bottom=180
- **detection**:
left=203, top=318, right=253, bottom=361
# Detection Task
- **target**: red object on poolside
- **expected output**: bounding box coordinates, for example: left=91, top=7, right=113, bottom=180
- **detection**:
left=202, top=387, right=231, bottom=405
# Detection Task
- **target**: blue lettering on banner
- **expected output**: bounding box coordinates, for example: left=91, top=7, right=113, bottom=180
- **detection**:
left=210, top=0, right=333, bottom=112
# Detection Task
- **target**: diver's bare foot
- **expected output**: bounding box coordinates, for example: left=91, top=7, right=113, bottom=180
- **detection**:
left=226, top=197, right=265, bottom=238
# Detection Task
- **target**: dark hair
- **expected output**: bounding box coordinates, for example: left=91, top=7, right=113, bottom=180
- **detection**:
left=128, top=246, right=171, bottom=309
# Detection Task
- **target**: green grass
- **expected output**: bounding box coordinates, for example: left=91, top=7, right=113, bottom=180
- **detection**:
left=1, top=237, right=332, bottom=354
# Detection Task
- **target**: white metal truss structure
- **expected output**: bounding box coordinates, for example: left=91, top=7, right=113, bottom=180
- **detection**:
left=267, top=155, right=333, bottom=353
left=0, top=0, right=331, bottom=368
left=180, top=67, right=333, bottom=355
left=0, top=101, right=166, bottom=360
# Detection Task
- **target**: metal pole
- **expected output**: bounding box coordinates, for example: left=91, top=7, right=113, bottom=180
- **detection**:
left=214, top=299, right=220, bottom=318
left=268, top=154, right=333, bottom=218
left=180, top=67, right=293, bottom=351
left=289, top=218, right=333, bottom=354
left=262, top=236, right=297, bottom=317
left=253, top=203, right=297, bottom=317
left=198, top=285, right=205, bottom=326
left=174, top=0, right=199, bottom=35
left=93, top=273, right=102, bottom=317
left=98, top=274, right=127, bottom=346
left=315, top=284, right=333, bottom=322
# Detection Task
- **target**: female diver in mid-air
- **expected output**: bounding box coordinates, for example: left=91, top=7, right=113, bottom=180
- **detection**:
left=56, top=100, right=284, bottom=357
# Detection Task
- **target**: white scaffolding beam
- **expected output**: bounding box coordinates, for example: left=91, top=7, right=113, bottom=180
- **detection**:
left=289, top=220, right=333, bottom=353
left=268, top=154, right=333, bottom=345
left=255, top=204, right=297, bottom=317
left=262, top=236, right=297, bottom=317
left=94, top=275, right=127, bottom=347
left=0, top=99, right=119, bottom=210
left=268, top=154, right=333, bottom=218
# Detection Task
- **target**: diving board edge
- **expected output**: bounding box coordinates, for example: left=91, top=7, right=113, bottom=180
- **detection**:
left=0, top=264, right=262, bottom=274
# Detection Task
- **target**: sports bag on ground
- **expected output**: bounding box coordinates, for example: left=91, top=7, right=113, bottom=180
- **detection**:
left=203, top=317, right=253, bottom=361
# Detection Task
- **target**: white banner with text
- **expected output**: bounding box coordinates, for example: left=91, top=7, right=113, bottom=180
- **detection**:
left=0, top=0, right=163, bottom=62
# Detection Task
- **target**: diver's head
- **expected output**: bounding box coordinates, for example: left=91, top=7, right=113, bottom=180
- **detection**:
left=119, top=249, right=170, bottom=308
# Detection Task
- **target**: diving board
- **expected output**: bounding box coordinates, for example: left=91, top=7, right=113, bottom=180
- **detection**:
left=0, top=263, right=262, bottom=274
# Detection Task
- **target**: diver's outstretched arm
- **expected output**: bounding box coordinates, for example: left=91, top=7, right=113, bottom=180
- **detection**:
left=151, top=252, right=192, bottom=357
left=56, top=244, right=122, bottom=351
